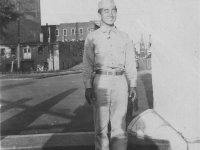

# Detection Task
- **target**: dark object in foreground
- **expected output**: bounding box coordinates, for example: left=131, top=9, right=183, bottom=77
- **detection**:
left=133, top=98, right=138, bottom=111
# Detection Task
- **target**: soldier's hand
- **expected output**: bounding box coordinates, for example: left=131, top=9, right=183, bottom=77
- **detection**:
left=129, top=87, right=137, bottom=101
left=85, top=88, right=95, bottom=105
left=129, top=87, right=138, bottom=111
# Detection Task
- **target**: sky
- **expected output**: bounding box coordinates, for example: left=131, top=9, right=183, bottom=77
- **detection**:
left=40, top=0, right=150, bottom=43
left=40, top=0, right=99, bottom=25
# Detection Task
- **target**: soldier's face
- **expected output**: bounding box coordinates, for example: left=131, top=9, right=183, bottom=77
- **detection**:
left=99, top=6, right=117, bottom=26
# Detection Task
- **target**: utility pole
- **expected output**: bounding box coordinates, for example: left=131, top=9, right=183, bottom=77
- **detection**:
left=17, top=2, right=20, bottom=71
left=76, top=22, right=78, bottom=40
left=47, top=24, right=52, bottom=71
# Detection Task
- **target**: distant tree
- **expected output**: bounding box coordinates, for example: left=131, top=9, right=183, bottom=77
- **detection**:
left=0, top=0, right=21, bottom=40
left=1, top=47, right=16, bottom=72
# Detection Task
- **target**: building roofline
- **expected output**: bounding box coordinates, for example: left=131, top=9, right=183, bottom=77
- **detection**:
left=41, top=20, right=101, bottom=27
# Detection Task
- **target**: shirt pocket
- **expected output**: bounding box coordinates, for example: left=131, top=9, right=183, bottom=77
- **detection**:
left=116, top=45, right=126, bottom=65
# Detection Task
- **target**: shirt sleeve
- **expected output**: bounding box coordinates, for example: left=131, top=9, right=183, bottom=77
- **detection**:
left=125, top=36, right=137, bottom=87
left=83, top=34, right=95, bottom=88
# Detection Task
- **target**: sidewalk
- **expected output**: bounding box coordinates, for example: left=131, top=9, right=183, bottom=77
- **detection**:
left=0, top=63, right=83, bottom=80
left=1, top=132, right=160, bottom=150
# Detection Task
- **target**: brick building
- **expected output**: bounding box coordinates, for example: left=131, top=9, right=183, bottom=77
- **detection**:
left=57, top=41, right=84, bottom=70
left=0, top=43, right=44, bottom=72
left=0, top=20, right=99, bottom=72
left=0, top=0, right=42, bottom=72
left=41, top=21, right=100, bottom=42
left=0, top=0, right=100, bottom=72
left=0, top=39, right=86, bottom=72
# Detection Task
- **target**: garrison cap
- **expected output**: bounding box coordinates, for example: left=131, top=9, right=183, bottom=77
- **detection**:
left=98, top=0, right=116, bottom=9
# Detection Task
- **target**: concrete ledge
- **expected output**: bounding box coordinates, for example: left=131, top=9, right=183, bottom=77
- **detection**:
left=127, top=109, right=188, bottom=150
left=1, top=131, right=172, bottom=150
left=1, top=132, right=94, bottom=150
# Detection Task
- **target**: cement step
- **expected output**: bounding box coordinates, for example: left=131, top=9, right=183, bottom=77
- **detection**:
left=1, top=132, right=169, bottom=150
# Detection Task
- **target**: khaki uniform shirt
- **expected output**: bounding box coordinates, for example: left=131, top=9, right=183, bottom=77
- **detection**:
left=83, top=25, right=137, bottom=88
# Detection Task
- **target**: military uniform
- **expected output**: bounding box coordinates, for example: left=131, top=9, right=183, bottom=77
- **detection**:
left=83, top=0, right=137, bottom=150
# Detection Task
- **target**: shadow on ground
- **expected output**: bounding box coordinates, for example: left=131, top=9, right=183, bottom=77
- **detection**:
left=140, top=73, right=153, bottom=109
left=1, top=88, right=79, bottom=139
left=128, top=133, right=170, bottom=150
left=42, top=145, right=167, bottom=150
left=0, top=81, right=35, bottom=92
left=0, top=98, right=32, bottom=113
left=13, top=100, right=94, bottom=134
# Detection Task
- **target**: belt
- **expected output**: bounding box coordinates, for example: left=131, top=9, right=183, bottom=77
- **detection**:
left=96, top=70, right=124, bottom=76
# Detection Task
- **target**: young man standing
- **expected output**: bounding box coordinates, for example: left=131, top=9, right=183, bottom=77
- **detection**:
left=83, top=0, right=137, bottom=149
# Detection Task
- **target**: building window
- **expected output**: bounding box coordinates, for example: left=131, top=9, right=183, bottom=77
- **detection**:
left=63, top=29, right=67, bottom=36
left=79, top=28, right=83, bottom=35
left=62, top=36, right=67, bottom=42
left=79, top=51, right=82, bottom=56
left=23, top=47, right=31, bottom=59
left=38, top=46, right=43, bottom=54
left=55, top=29, right=59, bottom=36
left=1, top=48, right=5, bottom=56
left=11, top=48, right=16, bottom=55
left=71, top=28, right=75, bottom=35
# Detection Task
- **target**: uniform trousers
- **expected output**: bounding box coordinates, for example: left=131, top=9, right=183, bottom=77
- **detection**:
left=92, top=74, right=128, bottom=150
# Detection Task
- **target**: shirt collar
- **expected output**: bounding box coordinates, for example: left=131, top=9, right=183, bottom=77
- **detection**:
left=100, top=24, right=117, bottom=33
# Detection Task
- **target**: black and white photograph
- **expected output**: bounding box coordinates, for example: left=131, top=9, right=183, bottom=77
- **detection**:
left=0, top=0, right=199, bottom=150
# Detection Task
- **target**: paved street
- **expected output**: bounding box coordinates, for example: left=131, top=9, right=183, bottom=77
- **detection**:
left=0, top=70, right=153, bottom=136
left=0, top=69, right=153, bottom=149
left=1, top=73, right=93, bottom=136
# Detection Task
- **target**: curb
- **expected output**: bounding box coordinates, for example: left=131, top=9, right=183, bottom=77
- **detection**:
left=1, top=132, right=94, bottom=150
left=35, top=71, right=82, bottom=79
left=0, top=71, right=82, bottom=80
left=0, top=69, right=151, bottom=80
left=1, top=132, right=170, bottom=150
